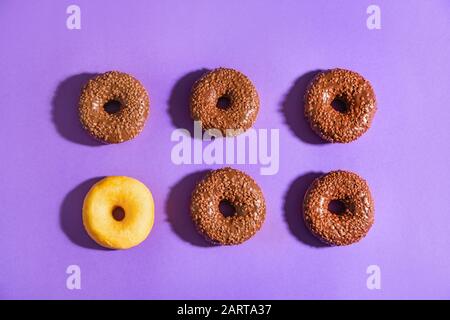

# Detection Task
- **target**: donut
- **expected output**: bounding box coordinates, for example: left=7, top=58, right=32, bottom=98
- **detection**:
left=303, top=170, right=374, bottom=246
left=82, top=176, right=155, bottom=249
left=304, top=68, right=376, bottom=143
left=79, top=71, right=149, bottom=144
left=190, top=167, right=266, bottom=245
left=190, top=68, right=260, bottom=136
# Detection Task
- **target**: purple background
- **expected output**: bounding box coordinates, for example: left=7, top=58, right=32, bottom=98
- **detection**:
left=1, top=0, right=449, bottom=299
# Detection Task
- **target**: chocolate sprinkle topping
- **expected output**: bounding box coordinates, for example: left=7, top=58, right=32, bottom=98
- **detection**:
left=79, top=71, right=150, bottom=144
left=303, top=170, right=375, bottom=246
left=190, top=167, right=266, bottom=245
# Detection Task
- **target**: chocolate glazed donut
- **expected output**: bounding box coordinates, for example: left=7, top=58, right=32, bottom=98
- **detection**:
left=190, top=68, right=260, bottom=136
left=304, top=68, right=376, bottom=143
left=190, top=167, right=266, bottom=245
left=79, top=71, right=149, bottom=144
left=303, top=170, right=374, bottom=246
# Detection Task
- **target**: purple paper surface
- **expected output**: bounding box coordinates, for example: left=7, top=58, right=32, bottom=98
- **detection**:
left=0, top=0, right=449, bottom=299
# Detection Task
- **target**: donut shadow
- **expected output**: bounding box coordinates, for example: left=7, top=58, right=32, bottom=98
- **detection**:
left=281, top=70, right=328, bottom=145
left=52, top=73, right=103, bottom=146
left=60, top=177, right=111, bottom=250
left=166, top=170, right=215, bottom=247
left=168, top=69, right=210, bottom=138
left=284, top=172, right=328, bottom=248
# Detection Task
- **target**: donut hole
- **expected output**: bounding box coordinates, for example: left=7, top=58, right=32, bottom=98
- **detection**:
left=331, top=98, right=348, bottom=113
left=219, top=199, right=236, bottom=217
left=217, top=95, right=232, bottom=110
left=103, top=100, right=122, bottom=115
left=328, top=199, right=346, bottom=215
left=112, top=206, right=126, bottom=221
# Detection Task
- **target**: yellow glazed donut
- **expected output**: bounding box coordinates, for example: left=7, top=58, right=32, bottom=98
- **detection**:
left=82, top=176, right=155, bottom=249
